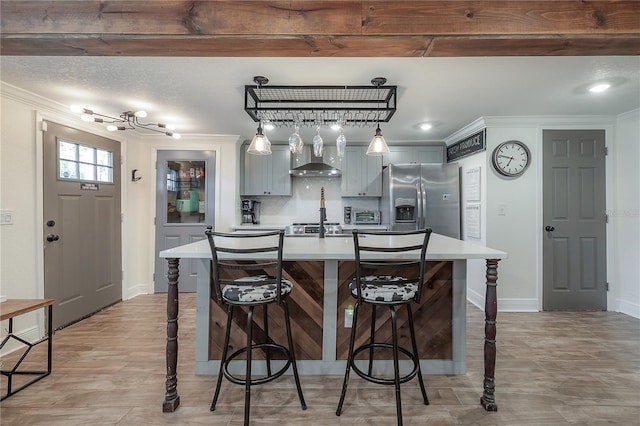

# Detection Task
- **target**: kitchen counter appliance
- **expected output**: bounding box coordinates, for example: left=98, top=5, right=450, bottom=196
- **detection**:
left=241, top=199, right=261, bottom=224
left=381, top=163, right=461, bottom=239
left=352, top=209, right=381, bottom=225
left=285, top=222, right=343, bottom=236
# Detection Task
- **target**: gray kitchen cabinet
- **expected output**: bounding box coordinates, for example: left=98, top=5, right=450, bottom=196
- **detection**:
left=341, top=146, right=382, bottom=197
left=241, top=144, right=292, bottom=196
left=383, top=144, right=445, bottom=166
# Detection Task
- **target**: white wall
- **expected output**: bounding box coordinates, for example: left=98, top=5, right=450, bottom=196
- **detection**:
left=611, top=109, right=640, bottom=317
left=447, top=115, right=639, bottom=317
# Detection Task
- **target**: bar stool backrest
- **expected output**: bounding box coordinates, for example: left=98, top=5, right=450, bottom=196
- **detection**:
left=205, top=226, right=286, bottom=304
left=352, top=228, right=432, bottom=304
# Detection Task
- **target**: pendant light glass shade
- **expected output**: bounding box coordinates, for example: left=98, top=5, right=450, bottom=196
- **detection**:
left=247, top=125, right=272, bottom=155
left=366, top=126, right=390, bottom=156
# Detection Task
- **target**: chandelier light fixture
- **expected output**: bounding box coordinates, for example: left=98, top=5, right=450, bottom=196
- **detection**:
left=246, top=76, right=272, bottom=155
left=366, top=77, right=391, bottom=156
left=70, top=105, right=181, bottom=139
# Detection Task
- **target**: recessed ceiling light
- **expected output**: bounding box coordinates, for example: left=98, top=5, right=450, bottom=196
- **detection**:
left=420, top=123, right=433, bottom=131
left=589, top=83, right=611, bottom=93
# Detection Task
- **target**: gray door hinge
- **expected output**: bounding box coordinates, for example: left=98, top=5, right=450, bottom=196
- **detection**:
left=606, top=282, right=609, bottom=291
left=605, top=213, right=609, bottom=224
left=604, top=146, right=608, bottom=156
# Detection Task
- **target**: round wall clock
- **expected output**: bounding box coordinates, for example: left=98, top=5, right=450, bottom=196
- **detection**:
left=491, top=140, right=531, bottom=178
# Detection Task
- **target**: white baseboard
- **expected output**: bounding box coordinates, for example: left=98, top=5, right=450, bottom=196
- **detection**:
left=123, top=283, right=151, bottom=300
left=0, top=325, right=40, bottom=356
left=617, top=298, right=640, bottom=319
left=467, top=288, right=539, bottom=312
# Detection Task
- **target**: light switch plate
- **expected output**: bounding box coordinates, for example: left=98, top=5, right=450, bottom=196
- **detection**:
left=497, top=204, right=507, bottom=216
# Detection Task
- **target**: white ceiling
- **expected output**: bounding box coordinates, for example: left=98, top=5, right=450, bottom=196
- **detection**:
left=1, top=56, right=638, bottom=142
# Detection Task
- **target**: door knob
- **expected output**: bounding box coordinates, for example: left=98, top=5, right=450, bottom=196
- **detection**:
left=545, top=226, right=555, bottom=232
left=46, top=234, right=60, bottom=242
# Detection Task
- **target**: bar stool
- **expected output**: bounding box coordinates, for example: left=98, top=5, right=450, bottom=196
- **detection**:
left=336, top=228, right=432, bottom=426
left=205, top=227, right=306, bottom=426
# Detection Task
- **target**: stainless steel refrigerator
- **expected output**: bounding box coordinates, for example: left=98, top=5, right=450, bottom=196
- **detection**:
left=381, top=163, right=461, bottom=239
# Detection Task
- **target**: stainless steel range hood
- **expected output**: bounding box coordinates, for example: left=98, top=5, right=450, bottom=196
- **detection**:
left=289, top=146, right=341, bottom=177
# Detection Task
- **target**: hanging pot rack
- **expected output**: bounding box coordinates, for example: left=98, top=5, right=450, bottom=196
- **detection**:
left=244, top=76, right=396, bottom=128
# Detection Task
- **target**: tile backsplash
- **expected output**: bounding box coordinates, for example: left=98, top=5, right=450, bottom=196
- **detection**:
left=248, top=177, right=379, bottom=225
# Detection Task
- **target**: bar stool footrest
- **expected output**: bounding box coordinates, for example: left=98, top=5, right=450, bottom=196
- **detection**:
left=350, top=343, right=419, bottom=385
left=223, top=342, right=292, bottom=386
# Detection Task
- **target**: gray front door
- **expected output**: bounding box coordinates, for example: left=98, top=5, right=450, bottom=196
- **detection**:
left=542, top=129, right=607, bottom=310
left=43, top=121, right=122, bottom=329
left=154, top=150, right=215, bottom=292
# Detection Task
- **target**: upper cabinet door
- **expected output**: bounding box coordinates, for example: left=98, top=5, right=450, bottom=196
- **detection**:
left=341, top=146, right=382, bottom=197
left=241, top=145, right=292, bottom=196
left=269, top=146, right=292, bottom=196
left=383, top=144, right=445, bottom=166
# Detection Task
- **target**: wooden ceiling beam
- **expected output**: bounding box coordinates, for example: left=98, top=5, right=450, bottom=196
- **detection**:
left=1, top=1, right=639, bottom=57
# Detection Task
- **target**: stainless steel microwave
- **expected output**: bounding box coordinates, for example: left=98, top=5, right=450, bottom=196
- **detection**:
left=353, top=209, right=381, bottom=225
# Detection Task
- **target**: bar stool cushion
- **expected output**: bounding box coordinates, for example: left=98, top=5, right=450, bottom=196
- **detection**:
left=349, top=275, right=418, bottom=302
left=222, top=275, right=293, bottom=303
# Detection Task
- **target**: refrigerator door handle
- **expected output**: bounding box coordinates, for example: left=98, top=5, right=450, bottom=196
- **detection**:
left=416, top=183, right=423, bottom=229
left=420, top=183, right=427, bottom=230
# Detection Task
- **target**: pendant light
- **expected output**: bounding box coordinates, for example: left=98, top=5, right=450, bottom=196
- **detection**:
left=247, top=76, right=272, bottom=155
left=366, top=77, right=390, bottom=156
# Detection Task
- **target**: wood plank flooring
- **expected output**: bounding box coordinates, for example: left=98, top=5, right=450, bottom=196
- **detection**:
left=1, top=294, right=639, bottom=425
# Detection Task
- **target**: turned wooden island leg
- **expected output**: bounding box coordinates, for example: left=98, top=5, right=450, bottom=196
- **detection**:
left=163, top=257, right=180, bottom=412
left=480, top=258, right=499, bottom=411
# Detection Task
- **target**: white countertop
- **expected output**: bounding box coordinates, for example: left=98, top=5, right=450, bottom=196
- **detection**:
left=159, top=233, right=507, bottom=261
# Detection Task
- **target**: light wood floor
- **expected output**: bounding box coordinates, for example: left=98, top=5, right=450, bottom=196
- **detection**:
left=1, top=294, right=639, bottom=425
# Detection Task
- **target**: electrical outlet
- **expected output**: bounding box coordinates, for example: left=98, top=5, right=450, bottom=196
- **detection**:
left=344, top=305, right=354, bottom=328
left=0, top=209, right=13, bottom=225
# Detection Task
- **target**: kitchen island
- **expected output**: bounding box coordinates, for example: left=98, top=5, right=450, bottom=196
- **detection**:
left=159, top=233, right=506, bottom=413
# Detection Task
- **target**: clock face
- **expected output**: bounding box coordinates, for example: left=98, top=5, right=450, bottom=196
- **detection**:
left=492, top=141, right=531, bottom=177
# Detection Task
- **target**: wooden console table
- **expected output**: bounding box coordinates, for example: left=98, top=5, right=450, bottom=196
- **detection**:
left=0, top=299, right=54, bottom=400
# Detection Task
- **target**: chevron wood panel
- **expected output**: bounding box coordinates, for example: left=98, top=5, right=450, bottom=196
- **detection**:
left=208, top=260, right=324, bottom=360
left=336, top=261, right=453, bottom=360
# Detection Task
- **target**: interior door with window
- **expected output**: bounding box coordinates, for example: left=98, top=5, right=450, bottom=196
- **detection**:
left=43, top=120, right=122, bottom=329
left=154, top=150, right=215, bottom=292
